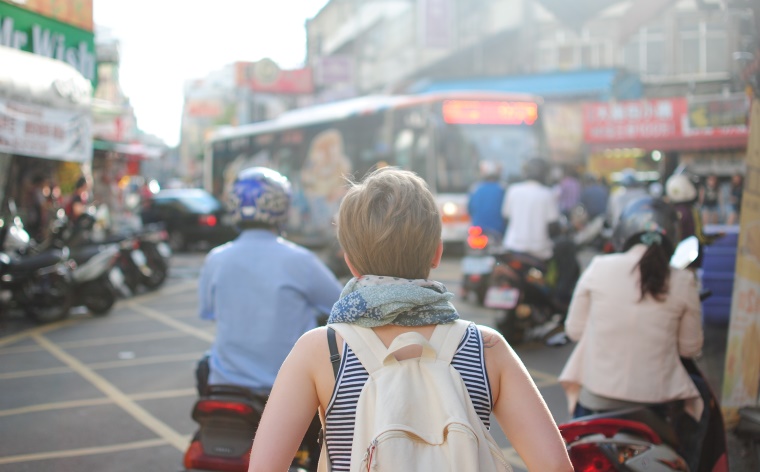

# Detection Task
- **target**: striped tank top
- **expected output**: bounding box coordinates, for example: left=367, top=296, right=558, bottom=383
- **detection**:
left=324, top=323, right=493, bottom=471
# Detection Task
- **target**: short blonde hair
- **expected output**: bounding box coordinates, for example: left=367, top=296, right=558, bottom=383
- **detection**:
left=337, top=167, right=442, bottom=279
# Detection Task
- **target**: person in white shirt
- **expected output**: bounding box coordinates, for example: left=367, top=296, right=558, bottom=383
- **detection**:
left=501, top=157, right=561, bottom=262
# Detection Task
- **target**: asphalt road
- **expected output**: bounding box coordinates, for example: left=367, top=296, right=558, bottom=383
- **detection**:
left=0, top=250, right=580, bottom=471
left=0, top=250, right=603, bottom=471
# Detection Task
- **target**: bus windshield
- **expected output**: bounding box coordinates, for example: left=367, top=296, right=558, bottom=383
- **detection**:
left=436, top=124, right=540, bottom=194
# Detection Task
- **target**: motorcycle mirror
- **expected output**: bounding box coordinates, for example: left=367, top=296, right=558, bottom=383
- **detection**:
left=670, top=236, right=699, bottom=270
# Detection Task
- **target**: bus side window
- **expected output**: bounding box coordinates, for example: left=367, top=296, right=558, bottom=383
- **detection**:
left=394, top=129, right=414, bottom=171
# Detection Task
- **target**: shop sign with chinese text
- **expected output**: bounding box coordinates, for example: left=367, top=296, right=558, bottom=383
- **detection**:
left=0, top=98, right=92, bottom=163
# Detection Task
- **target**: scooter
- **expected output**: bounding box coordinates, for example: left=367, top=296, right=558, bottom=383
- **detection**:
left=558, top=237, right=729, bottom=471
left=460, top=226, right=499, bottom=306
left=0, top=214, right=74, bottom=323
left=182, top=385, right=321, bottom=472
left=559, top=357, right=728, bottom=471
left=45, top=210, right=128, bottom=316
left=484, top=234, right=579, bottom=346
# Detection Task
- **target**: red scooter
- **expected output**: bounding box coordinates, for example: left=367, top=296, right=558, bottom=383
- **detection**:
left=182, top=385, right=320, bottom=472
left=558, top=237, right=729, bottom=472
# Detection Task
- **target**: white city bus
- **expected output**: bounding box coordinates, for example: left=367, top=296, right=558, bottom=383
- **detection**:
left=206, top=91, right=547, bottom=248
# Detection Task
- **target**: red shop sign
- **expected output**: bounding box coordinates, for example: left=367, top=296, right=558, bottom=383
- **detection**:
left=583, top=98, right=687, bottom=143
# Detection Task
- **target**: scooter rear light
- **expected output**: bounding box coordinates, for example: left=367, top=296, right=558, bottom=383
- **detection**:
left=184, top=440, right=249, bottom=472
left=199, top=215, right=218, bottom=227
left=195, top=400, right=255, bottom=416
left=567, top=443, right=616, bottom=472
left=560, top=418, right=661, bottom=444
left=467, top=226, right=488, bottom=250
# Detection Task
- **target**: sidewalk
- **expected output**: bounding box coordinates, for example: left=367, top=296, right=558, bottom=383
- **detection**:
left=698, top=323, right=756, bottom=471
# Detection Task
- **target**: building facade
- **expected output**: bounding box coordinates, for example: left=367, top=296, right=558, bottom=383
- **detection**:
left=306, top=0, right=754, bottom=179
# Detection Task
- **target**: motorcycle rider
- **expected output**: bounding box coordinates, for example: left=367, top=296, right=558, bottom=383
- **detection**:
left=665, top=173, right=722, bottom=269
left=501, top=157, right=578, bottom=307
left=197, top=167, right=343, bottom=394
left=467, top=160, right=506, bottom=239
left=559, top=197, right=707, bottom=471
left=606, top=168, right=649, bottom=229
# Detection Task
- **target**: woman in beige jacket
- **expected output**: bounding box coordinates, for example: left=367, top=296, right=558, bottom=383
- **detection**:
left=559, top=196, right=705, bottom=468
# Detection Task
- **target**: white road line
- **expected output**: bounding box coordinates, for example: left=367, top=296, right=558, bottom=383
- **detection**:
left=32, top=333, right=189, bottom=451
left=0, top=438, right=170, bottom=465
left=128, top=302, right=214, bottom=342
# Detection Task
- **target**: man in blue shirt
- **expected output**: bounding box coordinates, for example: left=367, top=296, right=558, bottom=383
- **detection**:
left=467, top=161, right=506, bottom=238
left=197, top=167, right=343, bottom=393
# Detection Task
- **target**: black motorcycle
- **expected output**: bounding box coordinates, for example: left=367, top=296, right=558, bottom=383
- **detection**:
left=0, top=213, right=74, bottom=323
left=485, top=235, right=579, bottom=346
left=41, top=210, right=127, bottom=316
left=182, top=385, right=320, bottom=472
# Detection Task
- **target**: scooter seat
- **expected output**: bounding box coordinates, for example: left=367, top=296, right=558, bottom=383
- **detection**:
left=7, top=250, right=65, bottom=273
left=576, top=406, right=681, bottom=447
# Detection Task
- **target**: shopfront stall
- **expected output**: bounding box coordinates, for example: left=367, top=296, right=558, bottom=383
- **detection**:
left=0, top=44, right=92, bottom=223
left=583, top=95, right=750, bottom=184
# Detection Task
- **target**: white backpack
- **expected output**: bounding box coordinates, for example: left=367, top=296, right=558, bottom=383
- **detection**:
left=319, top=320, right=513, bottom=472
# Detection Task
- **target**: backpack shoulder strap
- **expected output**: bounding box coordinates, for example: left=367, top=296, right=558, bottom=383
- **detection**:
left=329, top=323, right=387, bottom=374
left=429, top=319, right=472, bottom=363
left=326, top=327, right=340, bottom=379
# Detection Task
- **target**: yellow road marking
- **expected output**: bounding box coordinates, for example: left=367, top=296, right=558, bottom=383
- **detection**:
left=0, top=366, right=72, bottom=380
left=0, top=318, right=81, bottom=349
left=0, top=438, right=170, bottom=465
left=32, top=333, right=189, bottom=451
left=88, top=352, right=203, bottom=370
left=0, top=388, right=197, bottom=418
left=130, top=387, right=197, bottom=401
left=129, top=301, right=214, bottom=342
left=0, top=397, right=113, bottom=417
left=0, top=330, right=189, bottom=355
left=501, top=447, right=527, bottom=470
left=528, top=368, right=559, bottom=388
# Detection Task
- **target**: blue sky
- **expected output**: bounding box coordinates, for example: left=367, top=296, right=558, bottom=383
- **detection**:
left=93, top=0, right=329, bottom=146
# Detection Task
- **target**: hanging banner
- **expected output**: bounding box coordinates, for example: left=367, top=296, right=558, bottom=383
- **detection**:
left=0, top=98, right=92, bottom=163
left=722, top=98, right=760, bottom=426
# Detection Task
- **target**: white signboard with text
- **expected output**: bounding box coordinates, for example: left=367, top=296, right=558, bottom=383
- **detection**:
left=0, top=98, right=91, bottom=162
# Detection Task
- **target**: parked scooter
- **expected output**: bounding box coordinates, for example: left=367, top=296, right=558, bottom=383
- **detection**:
left=0, top=212, right=74, bottom=323
left=460, top=226, right=500, bottom=306
left=43, top=209, right=128, bottom=315
left=182, top=385, right=320, bottom=472
left=558, top=237, right=729, bottom=472
left=108, top=223, right=171, bottom=295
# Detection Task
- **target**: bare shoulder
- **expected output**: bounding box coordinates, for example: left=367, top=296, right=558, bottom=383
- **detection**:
left=476, top=324, right=505, bottom=349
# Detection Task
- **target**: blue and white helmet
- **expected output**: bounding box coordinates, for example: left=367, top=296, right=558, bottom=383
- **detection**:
left=231, top=167, right=291, bottom=227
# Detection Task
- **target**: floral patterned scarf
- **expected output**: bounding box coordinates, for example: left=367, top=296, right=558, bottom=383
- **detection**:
left=328, top=275, right=459, bottom=327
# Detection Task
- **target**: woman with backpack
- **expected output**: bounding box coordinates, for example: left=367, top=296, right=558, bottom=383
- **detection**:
left=248, top=167, right=572, bottom=472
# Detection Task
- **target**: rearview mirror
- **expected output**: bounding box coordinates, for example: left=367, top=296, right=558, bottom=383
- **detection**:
left=670, top=236, right=699, bottom=270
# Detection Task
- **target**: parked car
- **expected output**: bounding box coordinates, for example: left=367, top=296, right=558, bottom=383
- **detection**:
left=141, top=189, right=238, bottom=252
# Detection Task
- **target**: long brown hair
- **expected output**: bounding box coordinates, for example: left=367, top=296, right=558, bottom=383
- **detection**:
left=628, top=234, right=674, bottom=301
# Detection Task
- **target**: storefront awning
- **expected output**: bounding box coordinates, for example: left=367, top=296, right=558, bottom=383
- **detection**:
left=93, top=140, right=164, bottom=160
left=0, top=45, right=92, bottom=110
left=0, top=46, right=93, bottom=163
left=409, top=69, right=643, bottom=101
